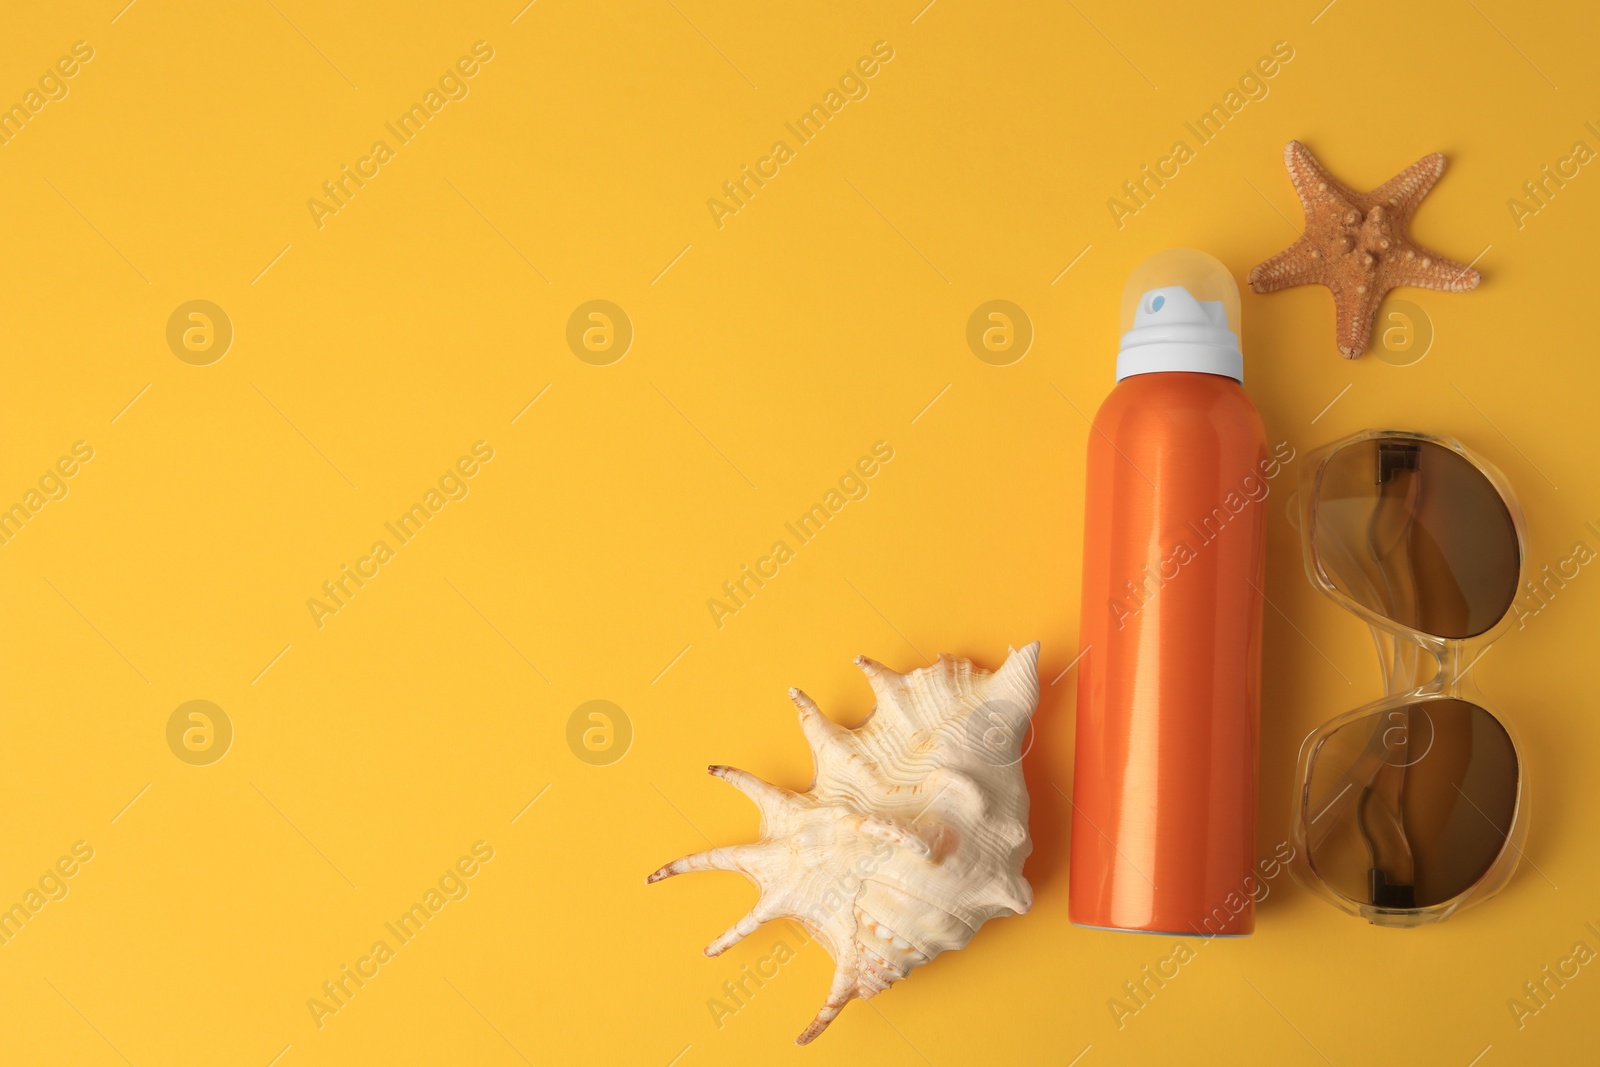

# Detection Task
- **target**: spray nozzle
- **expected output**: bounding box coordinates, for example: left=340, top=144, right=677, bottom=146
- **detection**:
left=1132, top=287, right=1230, bottom=329
left=1116, top=249, right=1244, bottom=383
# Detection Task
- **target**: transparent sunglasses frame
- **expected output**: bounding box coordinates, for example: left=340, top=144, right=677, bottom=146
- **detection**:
left=1289, top=428, right=1531, bottom=927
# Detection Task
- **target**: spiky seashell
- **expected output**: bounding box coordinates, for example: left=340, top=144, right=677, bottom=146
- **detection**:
left=648, top=643, right=1041, bottom=1044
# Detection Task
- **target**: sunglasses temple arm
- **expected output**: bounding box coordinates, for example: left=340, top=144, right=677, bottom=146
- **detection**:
left=1356, top=475, right=1425, bottom=903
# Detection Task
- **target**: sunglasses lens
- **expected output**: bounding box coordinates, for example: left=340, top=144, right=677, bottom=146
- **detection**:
left=1313, top=438, right=1519, bottom=638
left=1303, top=699, right=1517, bottom=908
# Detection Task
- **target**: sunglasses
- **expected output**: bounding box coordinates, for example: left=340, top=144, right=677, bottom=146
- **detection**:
left=1290, top=429, right=1529, bottom=926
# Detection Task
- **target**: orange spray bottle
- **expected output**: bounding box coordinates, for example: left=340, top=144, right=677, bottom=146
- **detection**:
left=1070, top=249, right=1269, bottom=936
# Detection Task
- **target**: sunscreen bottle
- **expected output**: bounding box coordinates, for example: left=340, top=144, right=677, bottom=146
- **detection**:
left=1069, top=249, right=1268, bottom=936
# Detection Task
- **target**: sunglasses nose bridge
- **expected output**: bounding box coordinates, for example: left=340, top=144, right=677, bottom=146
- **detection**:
left=1371, top=624, right=1447, bottom=697
left=1434, top=638, right=1497, bottom=697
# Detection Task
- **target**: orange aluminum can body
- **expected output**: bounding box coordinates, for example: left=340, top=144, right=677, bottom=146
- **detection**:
left=1069, top=371, right=1268, bottom=936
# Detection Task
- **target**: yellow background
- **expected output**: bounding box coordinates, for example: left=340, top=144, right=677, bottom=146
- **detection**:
left=1, top=1, right=1596, bottom=1064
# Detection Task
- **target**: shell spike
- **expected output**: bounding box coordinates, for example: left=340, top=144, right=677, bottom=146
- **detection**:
left=707, top=765, right=794, bottom=820
left=644, top=845, right=749, bottom=884
left=853, top=654, right=902, bottom=706
left=789, top=687, right=846, bottom=751
left=704, top=908, right=765, bottom=957
left=795, top=957, right=860, bottom=1045
left=987, top=641, right=1042, bottom=705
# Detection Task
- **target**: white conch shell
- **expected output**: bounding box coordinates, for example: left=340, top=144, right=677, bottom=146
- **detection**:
left=648, top=642, right=1040, bottom=1044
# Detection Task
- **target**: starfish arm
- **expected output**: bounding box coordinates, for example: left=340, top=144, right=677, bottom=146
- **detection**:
left=1248, top=238, right=1324, bottom=293
left=1368, top=152, right=1446, bottom=225
left=1284, top=140, right=1358, bottom=220
left=1330, top=281, right=1387, bottom=359
left=1388, top=243, right=1482, bottom=292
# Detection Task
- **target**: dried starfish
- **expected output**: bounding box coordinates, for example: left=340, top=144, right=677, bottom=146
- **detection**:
left=1249, top=141, right=1481, bottom=358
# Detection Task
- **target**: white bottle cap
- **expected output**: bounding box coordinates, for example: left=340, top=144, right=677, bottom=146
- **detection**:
left=1115, top=248, right=1243, bottom=383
